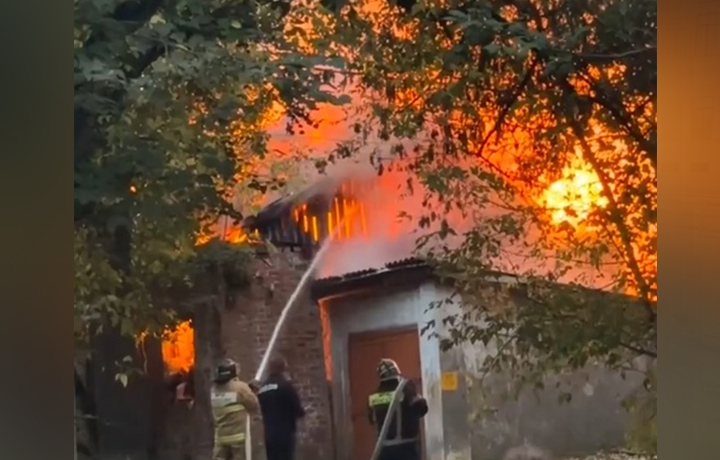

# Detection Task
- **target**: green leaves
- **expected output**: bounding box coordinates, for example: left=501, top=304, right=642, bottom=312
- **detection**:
left=320, top=0, right=656, bottom=429
left=74, top=0, right=352, bottom=344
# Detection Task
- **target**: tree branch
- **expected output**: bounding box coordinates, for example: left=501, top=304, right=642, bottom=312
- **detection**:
left=562, top=83, right=656, bottom=324
left=476, top=57, right=538, bottom=157
left=83, top=0, right=164, bottom=51
left=112, top=0, right=164, bottom=23
left=575, top=46, right=657, bottom=62
left=587, top=92, right=657, bottom=167
left=522, top=290, right=656, bottom=360
left=125, top=44, right=165, bottom=80
left=573, top=66, right=657, bottom=168
left=618, top=341, right=657, bottom=359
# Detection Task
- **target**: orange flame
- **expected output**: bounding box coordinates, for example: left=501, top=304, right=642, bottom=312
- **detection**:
left=196, top=223, right=253, bottom=246
left=541, top=155, right=608, bottom=227
left=312, top=216, right=320, bottom=241
left=161, top=320, right=195, bottom=375
left=318, top=299, right=333, bottom=382
left=327, top=211, right=334, bottom=235
left=343, top=199, right=351, bottom=238
left=360, top=203, right=368, bottom=237
left=276, top=179, right=382, bottom=244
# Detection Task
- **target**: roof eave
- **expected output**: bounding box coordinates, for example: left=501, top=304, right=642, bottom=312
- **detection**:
left=311, top=260, right=431, bottom=301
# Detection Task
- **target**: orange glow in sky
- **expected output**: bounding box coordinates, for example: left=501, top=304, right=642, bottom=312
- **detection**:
left=542, top=155, right=608, bottom=227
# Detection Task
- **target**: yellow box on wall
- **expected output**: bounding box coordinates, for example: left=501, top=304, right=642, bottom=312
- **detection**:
left=441, top=371, right=458, bottom=391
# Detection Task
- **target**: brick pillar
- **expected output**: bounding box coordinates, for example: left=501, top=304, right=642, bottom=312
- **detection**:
left=221, top=250, right=334, bottom=460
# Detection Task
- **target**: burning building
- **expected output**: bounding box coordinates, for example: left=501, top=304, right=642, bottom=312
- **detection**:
left=78, top=171, right=647, bottom=460
left=211, top=172, right=646, bottom=460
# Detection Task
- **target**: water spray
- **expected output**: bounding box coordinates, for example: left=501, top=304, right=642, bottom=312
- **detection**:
left=245, top=219, right=345, bottom=460
left=242, top=215, right=408, bottom=460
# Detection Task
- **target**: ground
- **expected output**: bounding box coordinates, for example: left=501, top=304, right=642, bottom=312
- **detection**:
left=564, top=451, right=657, bottom=460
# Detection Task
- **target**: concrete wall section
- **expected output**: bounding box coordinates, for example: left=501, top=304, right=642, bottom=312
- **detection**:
left=463, top=364, right=642, bottom=460
left=443, top=299, right=645, bottom=460
left=431, top=286, right=473, bottom=460
left=438, top=346, right=472, bottom=460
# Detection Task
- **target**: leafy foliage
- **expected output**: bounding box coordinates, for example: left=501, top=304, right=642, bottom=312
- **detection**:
left=72, top=3, right=659, bottom=458
left=74, top=0, right=657, bottom=447
left=74, top=0, right=349, bottom=345
left=316, top=0, right=657, bottom=395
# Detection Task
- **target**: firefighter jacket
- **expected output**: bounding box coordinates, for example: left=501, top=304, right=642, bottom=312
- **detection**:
left=211, top=378, right=260, bottom=445
left=367, top=379, right=428, bottom=446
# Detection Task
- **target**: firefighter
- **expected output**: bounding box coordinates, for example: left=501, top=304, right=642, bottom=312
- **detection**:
left=211, top=358, right=260, bottom=460
left=368, top=359, right=428, bottom=460
left=256, top=356, right=305, bottom=460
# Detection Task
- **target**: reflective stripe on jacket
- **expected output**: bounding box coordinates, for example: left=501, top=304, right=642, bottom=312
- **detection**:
left=368, top=390, right=418, bottom=446
left=212, top=385, right=248, bottom=445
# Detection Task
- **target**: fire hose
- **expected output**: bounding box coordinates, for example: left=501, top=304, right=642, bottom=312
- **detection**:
left=239, top=217, right=409, bottom=460
left=244, top=220, right=344, bottom=460
left=368, top=377, right=408, bottom=460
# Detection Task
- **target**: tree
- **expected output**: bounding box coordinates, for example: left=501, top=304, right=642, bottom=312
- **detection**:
left=315, top=0, right=656, bottom=447
left=74, top=0, right=349, bottom=344
left=74, top=1, right=352, bottom=457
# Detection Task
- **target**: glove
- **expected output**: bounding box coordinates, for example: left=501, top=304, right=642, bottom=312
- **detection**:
left=248, top=380, right=261, bottom=393
left=403, top=379, right=418, bottom=398
left=403, top=380, right=424, bottom=404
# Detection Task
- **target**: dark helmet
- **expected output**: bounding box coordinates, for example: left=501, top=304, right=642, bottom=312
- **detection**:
left=215, top=358, right=238, bottom=383
left=377, top=358, right=401, bottom=381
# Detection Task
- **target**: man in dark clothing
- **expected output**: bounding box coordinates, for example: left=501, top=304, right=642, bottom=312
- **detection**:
left=256, top=356, right=305, bottom=460
left=368, top=359, right=428, bottom=460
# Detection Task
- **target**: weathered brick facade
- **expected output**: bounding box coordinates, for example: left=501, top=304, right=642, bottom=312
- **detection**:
left=220, top=248, right=334, bottom=460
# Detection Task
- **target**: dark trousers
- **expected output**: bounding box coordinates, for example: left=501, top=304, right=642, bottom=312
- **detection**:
left=265, top=435, right=296, bottom=460
left=378, top=442, right=420, bottom=460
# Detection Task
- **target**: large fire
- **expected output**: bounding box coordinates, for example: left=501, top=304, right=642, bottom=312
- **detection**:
left=541, top=156, right=608, bottom=227
left=134, top=320, right=195, bottom=377
left=189, top=0, right=654, bottom=302
left=196, top=218, right=260, bottom=246
left=292, top=181, right=371, bottom=243
left=161, top=320, right=195, bottom=375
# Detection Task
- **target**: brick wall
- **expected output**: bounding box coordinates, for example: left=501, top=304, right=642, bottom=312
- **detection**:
left=221, top=249, right=334, bottom=460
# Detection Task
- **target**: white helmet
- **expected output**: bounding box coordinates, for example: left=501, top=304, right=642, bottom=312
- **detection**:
left=377, top=358, right=401, bottom=381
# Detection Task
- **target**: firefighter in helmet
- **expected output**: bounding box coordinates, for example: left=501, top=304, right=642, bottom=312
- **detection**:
left=368, top=359, right=428, bottom=460
left=211, top=358, right=260, bottom=460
